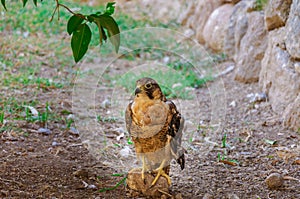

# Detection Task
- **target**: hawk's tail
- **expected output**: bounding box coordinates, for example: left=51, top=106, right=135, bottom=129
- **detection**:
left=177, top=152, right=185, bottom=170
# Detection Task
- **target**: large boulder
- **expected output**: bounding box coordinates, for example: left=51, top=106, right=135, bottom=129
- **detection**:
left=224, top=0, right=256, bottom=59
left=264, top=0, right=292, bottom=31
left=234, top=11, right=268, bottom=83
left=259, top=28, right=300, bottom=114
left=177, top=1, right=196, bottom=26
left=285, top=0, right=300, bottom=59
left=283, top=94, right=300, bottom=131
left=178, top=0, right=223, bottom=43
left=202, top=4, right=235, bottom=51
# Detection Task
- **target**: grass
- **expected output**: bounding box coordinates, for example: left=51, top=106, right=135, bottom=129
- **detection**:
left=255, top=0, right=268, bottom=11
left=114, top=58, right=213, bottom=99
left=1, top=0, right=218, bottom=134
left=98, top=173, right=127, bottom=192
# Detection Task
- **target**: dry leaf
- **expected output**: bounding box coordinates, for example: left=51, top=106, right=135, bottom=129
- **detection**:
left=276, top=150, right=297, bottom=163
left=23, top=105, right=39, bottom=116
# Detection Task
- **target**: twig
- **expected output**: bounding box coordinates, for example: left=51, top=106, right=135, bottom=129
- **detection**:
left=158, top=189, right=172, bottom=197
left=219, top=159, right=237, bottom=166
left=283, top=176, right=300, bottom=182
left=0, top=177, right=24, bottom=186
left=50, top=0, right=86, bottom=22
left=244, top=130, right=252, bottom=142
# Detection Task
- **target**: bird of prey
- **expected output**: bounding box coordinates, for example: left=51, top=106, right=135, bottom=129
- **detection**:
left=125, top=77, right=185, bottom=186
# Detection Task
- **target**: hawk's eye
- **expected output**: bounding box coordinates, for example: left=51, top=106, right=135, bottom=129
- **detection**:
left=145, top=83, right=152, bottom=89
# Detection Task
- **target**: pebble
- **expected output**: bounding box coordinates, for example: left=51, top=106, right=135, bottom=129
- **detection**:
left=101, top=99, right=111, bottom=108
left=120, top=146, right=132, bottom=158
left=247, top=92, right=267, bottom=103
left=229, top=101, right=237, bottom=107
left=69, top=127, right=79, bottom=135
left=87, top=184, right=97, bottom=189
left=37, top=128, right=51, bottom=135
left=265, top=173, right=284, bottom=189
left=52, top=141, right=59, bottom=146
left=202, top=193, right=213, bottom=199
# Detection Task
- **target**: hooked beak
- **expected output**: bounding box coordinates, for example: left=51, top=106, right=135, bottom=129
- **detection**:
left=134, top=87, right=142, bottom=95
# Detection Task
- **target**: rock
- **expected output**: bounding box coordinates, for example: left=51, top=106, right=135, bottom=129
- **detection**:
left=119, top=146, right=132, bottom=158
left=73, top=169, right=89, bottom=178
left=265, top=173, right=284, bottom=189
left=234, top=11, right=268, bottom=83
left=37, top=128, right=51, bottom=135
left=259, top=28, right=300, bottom=114
left=295, top=62, right=300, bottom=74
left=69, top=127, right=79, bottom=135
left=228, top=193, right=240, bottom=199
left=265, top=0, right=292, bottom=31
left=247, top=92, right=267, bottom=103
left=51, top=141, right=59, bottom=146
left=224, top=0, right=258, bottom=59
left=126, top=168, right=170, bottom=198
left=283, top=94, right=300, bottom=131
left=229, top=101, right=237, bottom=107
left=285, top=0, right=300, bottom=59
left=193, top=0, right=223, bottom=44
left=203, top=4, right=235, bottom=51
left=101, top=99, right=111, bottom=108
left=202, top=193, right=214, bottom=199
left=177, top=1, right=196, bottom=26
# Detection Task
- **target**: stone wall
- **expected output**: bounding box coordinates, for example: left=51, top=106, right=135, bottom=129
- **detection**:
left=179, top=0, right=300, bottom=131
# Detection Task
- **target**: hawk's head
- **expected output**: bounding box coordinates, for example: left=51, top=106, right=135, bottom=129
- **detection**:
left=134, top=77, right=166, bottom=101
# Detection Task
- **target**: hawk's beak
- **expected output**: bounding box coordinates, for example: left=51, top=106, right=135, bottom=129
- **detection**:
left=135, top=87, right=142, bottom=95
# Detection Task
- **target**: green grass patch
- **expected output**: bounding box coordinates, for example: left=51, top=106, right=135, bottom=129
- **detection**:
left=255, top=0, right=268, bottom=11
left=117, top=70, right=212, bottom=99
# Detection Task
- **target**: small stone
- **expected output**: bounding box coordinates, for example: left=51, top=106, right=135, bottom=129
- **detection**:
left=202, top=193, right=213, bottom=199
left=52, top=141, right=59, bottom=146
left=73, top=169, right=89, bottom=178
left=120, top=146, right=131, bottom=158
left=69, top=127, right=79, bottom=135
left=247, top=92, right=267, bottom=103
left=172, top=83, right=182, bottom=89
left=265, top=173, right=284, bottom=189
left=175, top=193, right=183, bottom=199
left=87, top=184, right=97, bottom=189
left=101, top=99, right=111, bottom=109
left=37, top=128, right=51, bottom=135
left=295, top=62, right=300, bottom=74
left=229, top=101, right=237, bottom=107
left=163, top=56, right=170, bottom=64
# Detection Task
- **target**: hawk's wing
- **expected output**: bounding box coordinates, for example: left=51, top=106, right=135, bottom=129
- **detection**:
left=125, top=101, right=133, bottom=135
left=166, top=100, right=185, bottom=170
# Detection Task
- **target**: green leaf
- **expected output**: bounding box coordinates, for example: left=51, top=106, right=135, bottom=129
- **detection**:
left=221, top=133, right=227, bottom=148
left=71, top=23, right=92, bottom=63
left=33, top=0, right=37, bottom=6
left=90, top=14, right=120, bottom=53
left=22, top=0, right=28, bottom=7
left=67, top=15, right=84, bottom=35
left=105, top=2, right=115, bottom=15
left=264, top=139, right=277, bottom=145
left=1, top=0, right=7, bottom=10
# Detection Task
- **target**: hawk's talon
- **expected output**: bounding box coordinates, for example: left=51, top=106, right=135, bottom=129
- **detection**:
left=151, top=167, right=171, bottom=186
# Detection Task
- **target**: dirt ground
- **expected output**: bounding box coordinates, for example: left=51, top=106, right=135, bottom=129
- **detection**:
left=1, top=52, right=299, bottom=199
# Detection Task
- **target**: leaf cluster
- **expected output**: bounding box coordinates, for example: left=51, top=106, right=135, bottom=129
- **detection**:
left=67, top=2, right=120, bottom=62
left=1, top=1, right=120, bottom=63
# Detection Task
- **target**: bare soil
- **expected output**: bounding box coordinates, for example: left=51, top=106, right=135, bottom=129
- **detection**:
left=1, top=56, right=299, bottom=199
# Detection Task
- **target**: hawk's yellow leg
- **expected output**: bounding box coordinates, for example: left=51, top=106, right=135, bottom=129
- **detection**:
left=141, top=155, right=146, bottom=181
left=151, top=159, right=171, bottom=186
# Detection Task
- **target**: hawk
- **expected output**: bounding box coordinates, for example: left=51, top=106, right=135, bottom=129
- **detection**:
left=125, top=77, right=185, bottom=186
